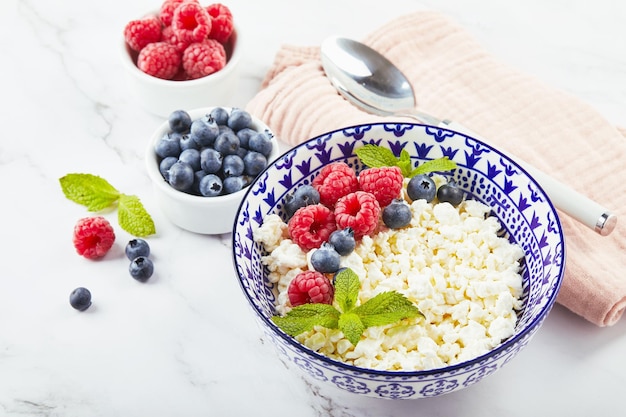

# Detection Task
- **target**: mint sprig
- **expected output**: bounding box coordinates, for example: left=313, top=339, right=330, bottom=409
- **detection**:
left=355, top=144, right=457, bottom=177
left=60, top=173, right=156, bottom=237
left=272, top=268, right=423, bottom=346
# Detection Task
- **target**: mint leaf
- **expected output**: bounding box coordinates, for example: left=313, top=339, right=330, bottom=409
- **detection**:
left=271, top=304, right=340, bottom=336
left=333, top=268, right=361, bottom=313
left=355, top=144, right=457, bottom=178
left=60, top=172, right=157, bottom=237
left=118, top=194, right=156, bottom=237
left=355, top=145, right=398, bottom=168
left=353, top=291, right=423, bottom=328
left=271, top=268, right=423, bottom=347
left=338, top=312, right=365, bottom=346
left=409, top=157, right=457, bottom=177
left=397, top=150, right=413, bottom=177
left=59, top=173, right=120, bottom=211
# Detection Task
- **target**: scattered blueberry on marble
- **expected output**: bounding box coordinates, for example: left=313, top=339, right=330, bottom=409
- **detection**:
left=69, top=287, right=92, bottom=311
left=125, top=238, right=150, bottom=261
left=129, top=256, right=154, bottom=282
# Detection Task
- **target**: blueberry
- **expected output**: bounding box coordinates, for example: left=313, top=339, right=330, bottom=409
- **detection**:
left=223, top=176, right=247, bottom=194
left=69, top=287, right=92, bottom=311
left=248, top=130, right=274, bottom=157
left=382, top=199, right=412, bottom=229
left=407, top=174, right=436, bottom=202
left=310, top=243, right=341, bottom=273
left=168, top=110, right=192, bottom=133
left=159, top=156, right=178, bottom=181
left=192, top=170, right=207, bottom=194
left=210, top=107, right=230, bottom=126
left=200, top=148, right=223, bottom=173
left=218, top=124, right=234, bottom=136
left=328, top=228, right=355, bottom=256
left=222, top=154, right=245, bottom=177
left=236, top=127, right=257, bottom=149
left=243, top=151, right=267, bottom=176
left=179, top=134, right=199, bottom=151
left=190, top=116, right=219, bottom=147
left=214, top=131, right=240, bottom=156
left=199, top=174, right=223, bottom=196
left=437, top=181, right=464, bottom=206
left=155, top=133, right=181, bottom=158
left=129, top=256, right=154, bottom=282
left=227, top=108, right=252, bottom=131
left=178, top=148, right=201, bottom=171
left=167, top=160, right=194, bottom=191
left=284, top=185, right=320, bottom=218
left=236, top=146, right=249, bottom=159
left=125, top=238, right=150, bottom=260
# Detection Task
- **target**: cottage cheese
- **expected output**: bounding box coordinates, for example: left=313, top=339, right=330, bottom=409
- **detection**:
left=254, top=197, right=524, bottom=371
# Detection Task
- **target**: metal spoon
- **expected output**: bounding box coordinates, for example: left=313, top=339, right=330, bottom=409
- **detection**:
left=320, top=36, right=616, bottom=236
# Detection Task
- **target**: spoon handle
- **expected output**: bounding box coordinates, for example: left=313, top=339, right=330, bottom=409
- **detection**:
left=442, top=120, right=617, bottom=236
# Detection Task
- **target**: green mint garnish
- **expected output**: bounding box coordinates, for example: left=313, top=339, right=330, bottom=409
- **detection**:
left=60, top=173, right=156, bottom=237
left=355, top=144, right=457, bottom=177
left=271, top=268, right=423, bottom=346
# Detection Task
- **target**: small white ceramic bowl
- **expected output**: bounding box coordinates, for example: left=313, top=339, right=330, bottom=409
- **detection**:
left=145, top=107, right=280, bottom=234
left=121, top=20, right=241, bottom=117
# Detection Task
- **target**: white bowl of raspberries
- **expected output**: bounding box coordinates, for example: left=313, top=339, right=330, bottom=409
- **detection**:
left=121, top=1, right=241, bottom=116
left=145, top=107, right=281, bottom=234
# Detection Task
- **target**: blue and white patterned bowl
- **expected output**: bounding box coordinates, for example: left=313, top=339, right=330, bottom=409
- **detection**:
left=232, top=123, right=565, bottom=399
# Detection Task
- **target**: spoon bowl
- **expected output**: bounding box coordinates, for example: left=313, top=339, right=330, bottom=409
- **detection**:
left=319, top=35, right=615, bottom=235
left=320, top=37, right=415, bottom=115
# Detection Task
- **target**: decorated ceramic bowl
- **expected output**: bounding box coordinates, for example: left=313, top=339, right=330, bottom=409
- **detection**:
left=232, top=123, right=565, bottom=399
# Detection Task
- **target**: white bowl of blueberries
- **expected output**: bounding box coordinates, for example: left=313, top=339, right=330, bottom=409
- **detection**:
left=145, top=107, right=280, bottom=234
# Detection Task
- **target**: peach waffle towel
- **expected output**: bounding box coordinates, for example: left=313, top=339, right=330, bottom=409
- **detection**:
left=246, top=11, right=626, bottom=327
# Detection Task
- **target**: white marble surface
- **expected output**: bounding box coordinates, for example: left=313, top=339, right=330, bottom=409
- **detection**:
left=1, top=0, right=625, bottom=416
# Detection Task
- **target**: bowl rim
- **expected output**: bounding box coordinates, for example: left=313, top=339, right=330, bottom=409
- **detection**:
left=232, top=121, right=566, bottom=377
left=121, top=22, right=242, bottom=87
left=145, top=106, right=279, bottom=205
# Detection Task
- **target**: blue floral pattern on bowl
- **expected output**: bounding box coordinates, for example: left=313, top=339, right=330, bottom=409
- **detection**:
left=232, top=123, right=565, bottom=399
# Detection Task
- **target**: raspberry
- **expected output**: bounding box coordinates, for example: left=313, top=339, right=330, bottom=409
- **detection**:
left=73, top=216, right=116, bottom=259
left=334, top=191, right=381, bottom=239
left=172, top=1, right=212, bottom=45
left=358, top=166, right=404, bottom=207
left=288, top=270, right=334, bottom=307
left=206, top=3, right=234, bottom=43
left=312, top=162, right=359, bottom=208
left=161, top=25, right=190, bottom=52
left=159, top=0, right=187, bottom=27
left=288, top=204, right=337, bottom=251
left=123, top=16, right=162, bottom=52
left=182, top=39, right=226, bottom=79
left=137, top=42, right=181, bottom=79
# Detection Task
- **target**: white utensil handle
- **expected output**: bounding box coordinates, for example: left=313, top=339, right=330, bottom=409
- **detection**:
left=442, top=121, right=617, bottom=236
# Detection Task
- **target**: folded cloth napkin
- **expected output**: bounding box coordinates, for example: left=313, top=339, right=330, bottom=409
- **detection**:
left=246, top=11, right=626, bottom=327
